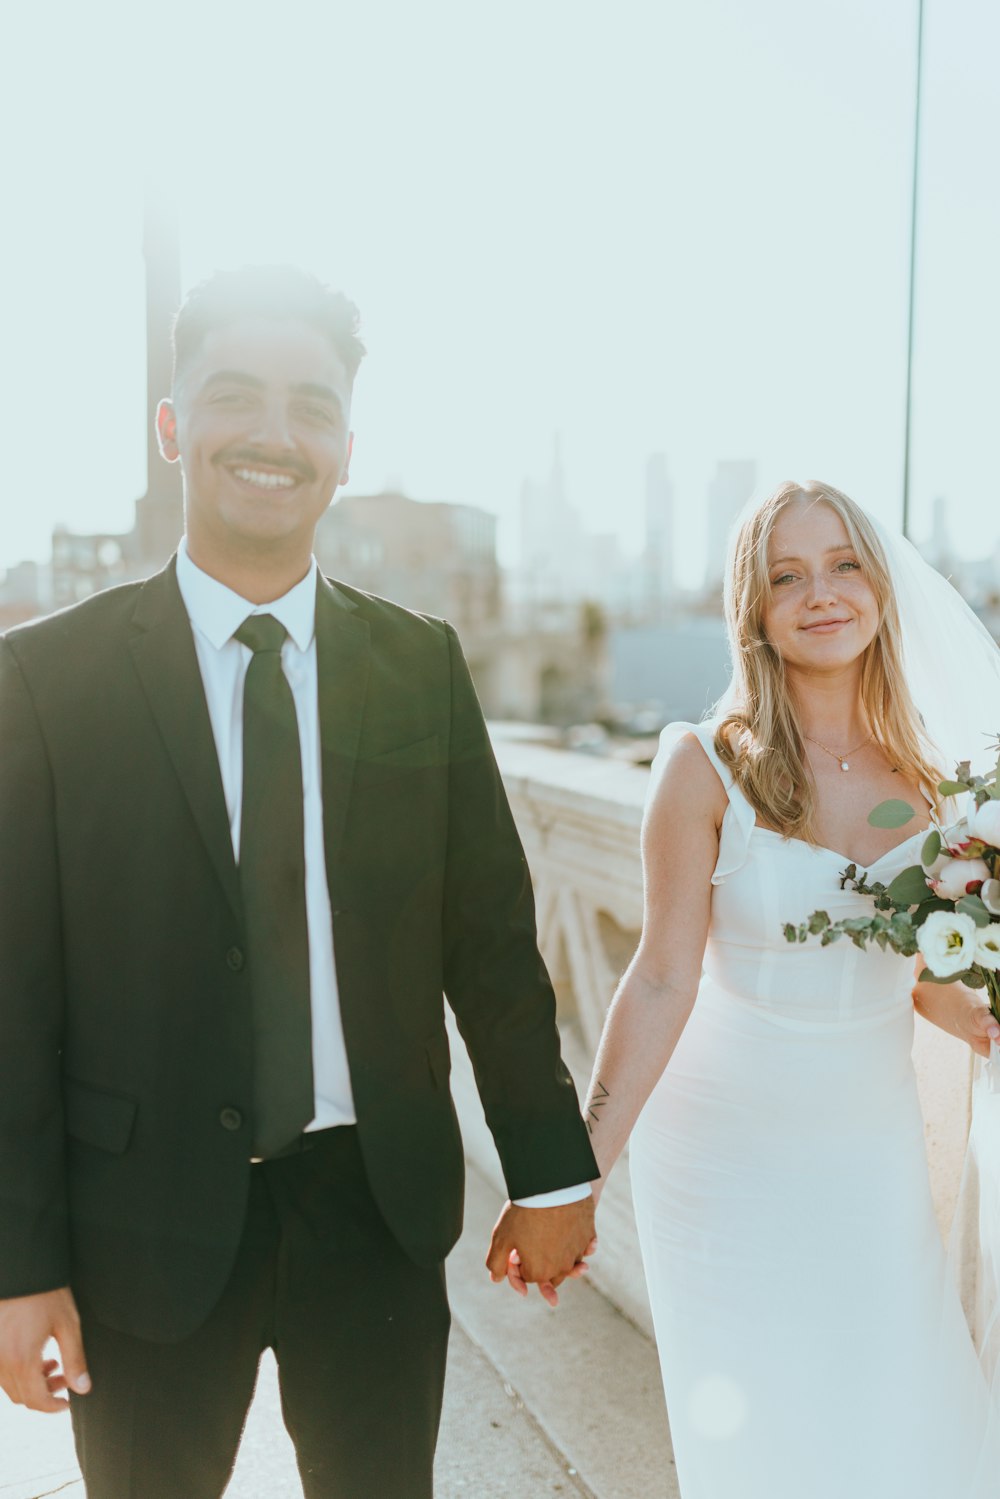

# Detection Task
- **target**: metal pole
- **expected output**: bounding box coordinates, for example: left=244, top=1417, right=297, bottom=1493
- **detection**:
left=902, top=0, right=926, bottom=539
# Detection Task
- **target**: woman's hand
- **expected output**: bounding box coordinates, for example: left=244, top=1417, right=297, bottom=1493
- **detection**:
left=504, top=1237, right=598, bottom=1306
left=913, top=975, right=1000, bottom=1058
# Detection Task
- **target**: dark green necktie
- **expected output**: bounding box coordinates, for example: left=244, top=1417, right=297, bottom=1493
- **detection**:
left=235, top=614, right=314, bottom=1157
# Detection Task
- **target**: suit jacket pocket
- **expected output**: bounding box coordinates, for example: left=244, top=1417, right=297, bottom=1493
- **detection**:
left=65, top=1078, right=137, bottom=1155
left=359, top=733, right=441, bottom=787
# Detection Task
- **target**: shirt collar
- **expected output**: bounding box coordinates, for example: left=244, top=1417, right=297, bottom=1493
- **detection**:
left=175, top=538, right=318, bottom=653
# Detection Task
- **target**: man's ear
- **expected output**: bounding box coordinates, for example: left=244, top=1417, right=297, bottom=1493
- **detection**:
left=340, top=431, right=354, bottom=486
left=156, top=399, right=180, bottom=463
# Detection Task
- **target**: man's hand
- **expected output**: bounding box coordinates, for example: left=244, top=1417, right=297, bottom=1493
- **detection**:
left=486, top=1197, right=596, bottom=1307
left=0, top=1288, right=90, bottom=1412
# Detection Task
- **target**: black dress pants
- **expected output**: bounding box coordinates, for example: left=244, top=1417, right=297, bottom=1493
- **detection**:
left=69, top=1127, right=450, bottom=1498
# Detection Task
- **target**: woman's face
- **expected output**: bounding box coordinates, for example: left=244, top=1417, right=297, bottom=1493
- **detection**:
left=760, top=499, right=880, bottom=675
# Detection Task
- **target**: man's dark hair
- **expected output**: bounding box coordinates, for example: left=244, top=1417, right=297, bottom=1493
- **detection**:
left=171, top=265, right=366, bottom=388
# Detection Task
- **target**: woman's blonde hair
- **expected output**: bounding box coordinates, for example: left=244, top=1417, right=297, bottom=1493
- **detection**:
left=713, top=479, right=941, bottom=841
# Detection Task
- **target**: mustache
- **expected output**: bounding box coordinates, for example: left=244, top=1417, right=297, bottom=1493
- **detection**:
left=214, top=447, right=315, bottom=482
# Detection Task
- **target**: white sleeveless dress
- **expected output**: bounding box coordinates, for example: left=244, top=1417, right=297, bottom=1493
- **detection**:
left=629, top=723, right=998, bottom=1498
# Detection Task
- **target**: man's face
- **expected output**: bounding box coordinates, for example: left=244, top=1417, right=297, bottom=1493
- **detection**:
left=158, top=316, right=354, bottom=557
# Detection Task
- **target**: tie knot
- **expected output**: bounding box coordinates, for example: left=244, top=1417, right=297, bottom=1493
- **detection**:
left=235, top=614, right=287, bottom=655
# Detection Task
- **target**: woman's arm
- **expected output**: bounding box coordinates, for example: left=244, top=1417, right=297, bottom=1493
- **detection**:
left=583, top=734, right=726, bottom=1200
left=912, top=965, right=1000, bottom=1058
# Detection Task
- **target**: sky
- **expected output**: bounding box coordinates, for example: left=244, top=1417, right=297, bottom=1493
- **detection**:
left=2, top=0, right=997, bottom=583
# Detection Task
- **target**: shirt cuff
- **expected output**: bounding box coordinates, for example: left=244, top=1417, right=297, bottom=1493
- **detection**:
left=512, top=1182, right=593, bottom=1209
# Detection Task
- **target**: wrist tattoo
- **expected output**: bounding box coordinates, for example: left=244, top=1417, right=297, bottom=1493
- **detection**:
left=585, top=1079, right=610, bottom=1134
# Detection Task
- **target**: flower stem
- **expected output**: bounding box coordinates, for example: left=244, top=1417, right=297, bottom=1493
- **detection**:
left=987, top=969, right=1000, bottom=1028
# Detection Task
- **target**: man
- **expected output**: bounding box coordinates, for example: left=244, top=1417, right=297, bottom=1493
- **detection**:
left=0, top=267, right=597, bottom=1497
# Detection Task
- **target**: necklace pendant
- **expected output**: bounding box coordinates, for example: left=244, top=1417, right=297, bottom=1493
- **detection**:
left=841, top=761, right=849, bottom=772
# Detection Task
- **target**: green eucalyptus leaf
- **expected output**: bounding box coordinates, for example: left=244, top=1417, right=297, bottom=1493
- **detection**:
left=886, top=866, right=933, bottom=906
left=918, top=966, right=965, bottom=985
left=921, top=829, right=942, bottom=865
left=868, top=799, right=917, bottom=829
left=914, top=895, right=955, bottom=916
left=956, top=894, right=991, bottom=928
left=938, top=780, right=969, bottom=797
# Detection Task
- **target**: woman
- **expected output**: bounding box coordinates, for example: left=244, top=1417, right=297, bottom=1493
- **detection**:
left=580, top=481, right=1000, bottom=1497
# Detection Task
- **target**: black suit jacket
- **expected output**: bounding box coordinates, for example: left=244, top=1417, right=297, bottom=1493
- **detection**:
left=0, top=560, right=597, bottom=1342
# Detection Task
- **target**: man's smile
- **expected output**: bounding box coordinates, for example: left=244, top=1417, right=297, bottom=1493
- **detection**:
left=228, top=466, right=300, bottom=491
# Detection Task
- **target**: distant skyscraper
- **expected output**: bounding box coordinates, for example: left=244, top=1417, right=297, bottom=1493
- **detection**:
left=927, top=495, right=953, bottom=572
left=517, top=434, right=588, bottom=603
left=642, top=452, right=675, bottom=613
left=133, top=193, right=184, bottom=563
left=704, top=460, right=757, bottom=592
left=50, top=194, right=185, bottom=611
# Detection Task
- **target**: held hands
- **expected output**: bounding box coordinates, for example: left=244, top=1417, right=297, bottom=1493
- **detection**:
left=0, top=1288, right=90, bottom=1412
left=486, top=1196, right=597, bottom=1308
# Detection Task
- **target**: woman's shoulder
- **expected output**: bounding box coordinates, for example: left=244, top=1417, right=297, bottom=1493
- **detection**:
left=648, top=722, right=731, bottom=822
left=646, top=719, right=760, bottom=884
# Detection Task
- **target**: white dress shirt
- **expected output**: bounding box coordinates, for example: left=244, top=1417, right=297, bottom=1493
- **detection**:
left=174, top=542, right=590, bottom=1204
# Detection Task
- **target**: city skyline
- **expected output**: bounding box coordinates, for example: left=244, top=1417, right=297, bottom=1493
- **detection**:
left=3, top=1, right=997, bottom=581
left=6, top=438, right=992, bottom=604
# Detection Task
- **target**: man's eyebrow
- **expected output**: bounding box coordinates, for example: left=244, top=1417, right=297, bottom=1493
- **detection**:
left=769, top=545, right=858, bottom=566
left=290, top=381, right=345, bottom=411
left=202, top=370, right=265, bottom=391
left=200, top=372, right=344, bottom=412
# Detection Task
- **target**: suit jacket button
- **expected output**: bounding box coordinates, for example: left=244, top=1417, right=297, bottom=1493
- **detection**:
left=219, top=1107, right=243, bottom=1131
left=226, top=947, right=245, bottom=971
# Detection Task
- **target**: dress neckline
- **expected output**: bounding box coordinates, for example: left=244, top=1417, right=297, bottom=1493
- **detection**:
left=751, top=825, right=925, bottom=872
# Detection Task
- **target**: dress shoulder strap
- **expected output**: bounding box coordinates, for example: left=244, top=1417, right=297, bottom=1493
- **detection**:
left=647, top=720, right=756, bottom=885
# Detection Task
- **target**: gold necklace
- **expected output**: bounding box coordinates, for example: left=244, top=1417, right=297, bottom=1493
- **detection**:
left=803, top=731, right=873, bottom=773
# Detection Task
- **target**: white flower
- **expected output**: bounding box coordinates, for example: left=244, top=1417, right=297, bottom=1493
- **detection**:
left=930, top=857, right=991, bottom=901
left=967, top=800, right=1000, bottom=848
left=982, top=880, right=1000, bottom=916
left=943, top=817, right=972, bottom=849
left=919, top=910, right=981, bottom=978
left=975, top=926, right=1000, bottom=972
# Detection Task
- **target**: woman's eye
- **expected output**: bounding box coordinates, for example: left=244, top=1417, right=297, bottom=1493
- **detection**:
left=836, top=559, right=861, bottom=573
left=771, top=573, right=795, bottom=586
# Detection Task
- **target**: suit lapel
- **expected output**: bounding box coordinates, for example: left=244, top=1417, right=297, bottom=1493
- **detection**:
left=128, top=560, right=242, bottom=924
left=315, top=574, right=371, bottom=907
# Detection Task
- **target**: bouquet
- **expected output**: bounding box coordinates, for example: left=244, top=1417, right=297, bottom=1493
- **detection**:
left=783, top=742, right=1000, bottom=1023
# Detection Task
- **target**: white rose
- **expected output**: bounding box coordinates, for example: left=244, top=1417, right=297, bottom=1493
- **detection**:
left=919, top=910, right=980, bottom=978
left=982, top=880, right=1000, bottom=916
left=967, top=800, right=1000, bottom=847
left=975, top=926, right=1000, bottom=972
left=930, top=857, right=991, bottom=901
